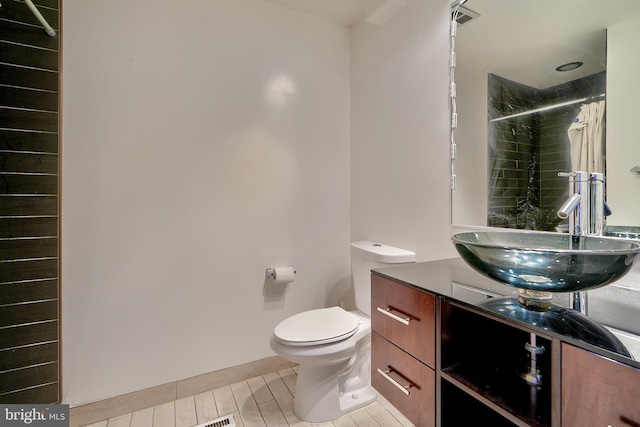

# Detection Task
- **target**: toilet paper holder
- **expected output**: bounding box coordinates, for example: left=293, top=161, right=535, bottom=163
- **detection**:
left=266, top=267, right=296, bottom=279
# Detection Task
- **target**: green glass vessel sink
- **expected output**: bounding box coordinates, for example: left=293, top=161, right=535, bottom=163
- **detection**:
left=452, top=231, right=640, bottom=295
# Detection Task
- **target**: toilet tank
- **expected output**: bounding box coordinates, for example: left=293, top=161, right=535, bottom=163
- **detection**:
left=350, top=241, right=416, bottom=316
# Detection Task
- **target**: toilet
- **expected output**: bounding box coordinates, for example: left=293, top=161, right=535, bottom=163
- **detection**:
left=269, top=241, right=416, bottom=422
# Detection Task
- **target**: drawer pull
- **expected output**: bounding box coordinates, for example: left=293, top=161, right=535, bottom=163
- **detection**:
left=376, top=306, right=411, bottom=325
left=377, top=368, right=412, bottom=395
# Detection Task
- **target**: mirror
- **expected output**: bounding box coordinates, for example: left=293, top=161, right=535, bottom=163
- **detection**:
left=452, top=0, right=640, bottom=231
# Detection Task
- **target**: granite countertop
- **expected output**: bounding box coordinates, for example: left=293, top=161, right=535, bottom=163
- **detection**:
left=373, top=257, right=640, bottom=369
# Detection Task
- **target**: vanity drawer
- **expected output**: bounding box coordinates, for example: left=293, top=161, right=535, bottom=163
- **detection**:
left=371, top=274, right=436, bottom=368
left=372, top=332, right=435, bottom=427
left=562, top=343, right=640, bottom=427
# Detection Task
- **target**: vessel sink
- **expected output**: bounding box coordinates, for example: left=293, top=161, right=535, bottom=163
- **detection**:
left=452, top=231, right=640, bottom=294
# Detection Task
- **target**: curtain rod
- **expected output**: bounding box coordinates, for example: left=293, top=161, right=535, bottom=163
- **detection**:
left=489, top=93, right=605, bottom=123
left=23, top=0, right=56, bottom=37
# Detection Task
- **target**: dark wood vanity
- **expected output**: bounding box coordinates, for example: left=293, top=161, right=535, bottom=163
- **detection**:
left=370, top=258, right=640, bottom=427
left=371, top=274, right=436, bottom=426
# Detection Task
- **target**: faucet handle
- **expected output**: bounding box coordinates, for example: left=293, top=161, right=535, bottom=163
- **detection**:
left=558, top=171, right=590, bottom=182
left=558, top=172, right=574, bottom=178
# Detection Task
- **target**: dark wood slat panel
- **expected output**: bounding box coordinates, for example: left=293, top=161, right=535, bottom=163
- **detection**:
left=0, top=381, right=58, bottom=404
left=0, top=174, right=58, bottom=194
left=0, top=362, right=58, bottom=394
left=29, top=0, right=60, bottom=10
left=0, top=341, right=56, bottom=371
left=0, top=196, right=57, bottom=216
left=0, top=300, right=57, bottom=328
left=0, top=237, right=57, bottom=261
left=0, top=152, right=58, bottom=174
left=14, top=0, right=59, bottom=12
left=0, top=41, right=58, bottom=71
left=0, top=279, right=57, bottom=305
left=9, top=0, right=59, bottom=12
left=0, top=320, right=57, bottom=350
left=0, top=129, right=58, bottom=153
left=1, top=0, right=59, bottom=405
left=0, top=217, right=57, bottom=238
left=0, top=1, right=59, bottom=30
left=0, top=107, right=58, bottom=133
left=0, top=362, right=58, bottom=401
left=0, top=86, right=58, bottom=112
left=0, top=342, right=56, bottom=372
left=0, top=258, right=57, bottom=284
left=0, top=18, right=59, bottom=50
left=0, top=64, right=58, bottom=92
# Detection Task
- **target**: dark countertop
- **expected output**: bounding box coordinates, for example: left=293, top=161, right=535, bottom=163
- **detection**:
left=372, top=257, right=640, bottom=370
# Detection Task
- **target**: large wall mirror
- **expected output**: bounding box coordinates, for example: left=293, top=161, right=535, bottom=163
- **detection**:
left=452, top=0, right=640, bottom=233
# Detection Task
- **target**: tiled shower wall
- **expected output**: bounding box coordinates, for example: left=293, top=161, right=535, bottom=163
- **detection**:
left=0, top=0, right=60, bottom=403
left=487, top=72, right=606, bottom=231
left=487, top=74, right=540, bottom=229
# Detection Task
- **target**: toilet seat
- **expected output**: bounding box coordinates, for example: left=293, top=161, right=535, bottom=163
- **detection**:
left=274, top=306, right=360, bottom=347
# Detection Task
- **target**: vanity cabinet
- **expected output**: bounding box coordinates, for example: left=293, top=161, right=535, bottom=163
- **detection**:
left=371, top=262, right=640, bottom=427
left=561, top=343, right=640, bottom=427
left=371, top=274, right=436, bottom=427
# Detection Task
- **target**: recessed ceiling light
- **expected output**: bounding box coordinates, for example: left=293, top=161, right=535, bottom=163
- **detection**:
left=555, top=61, right=584, bottom=72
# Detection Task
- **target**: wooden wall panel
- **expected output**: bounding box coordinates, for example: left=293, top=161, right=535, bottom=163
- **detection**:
left=0, top=196, right=58, bottom=216
left=0, top=321, right=58, bottom=349
left=0, top=129, right=58, bottom=153
left=0, top=0, right=60, bottom=404
left=0, top=279, right=58, bottom=305
left=0, top=341, right=58, bottom=372
left=0, top=218, right=59, bottom=238
left=0, top=64, right=58, bottom=91
left=0, top=41, right=59, bottom=71
left=0, top=86, right=59, bottom=111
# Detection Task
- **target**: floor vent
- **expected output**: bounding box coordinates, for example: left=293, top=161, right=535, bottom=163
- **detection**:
left=194, top=414, right=236, bottom=427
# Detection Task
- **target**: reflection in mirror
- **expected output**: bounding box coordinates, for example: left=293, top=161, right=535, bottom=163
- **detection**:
left=451, top=0, right=640, bottom=231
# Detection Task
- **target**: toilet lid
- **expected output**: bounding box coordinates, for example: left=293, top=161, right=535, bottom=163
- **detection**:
left=274, top=306, right=360, bottom=347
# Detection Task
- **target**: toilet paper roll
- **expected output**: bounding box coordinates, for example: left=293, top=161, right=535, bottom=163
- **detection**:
left=273, top=266, right=295, bottom=284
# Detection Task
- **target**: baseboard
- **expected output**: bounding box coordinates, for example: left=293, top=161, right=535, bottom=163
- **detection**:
left=69, top=356, right=295, bottom=427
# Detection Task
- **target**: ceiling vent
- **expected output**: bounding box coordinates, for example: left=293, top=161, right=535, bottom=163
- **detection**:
left=452, top=5, right=480, bottom=26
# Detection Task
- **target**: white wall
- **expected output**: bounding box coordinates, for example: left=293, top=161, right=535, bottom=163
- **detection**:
left=350, top=0, right=455, bottom=261
left=606, top=15, right=640, bottom=226
left=61, top=0, right=351, bottom=405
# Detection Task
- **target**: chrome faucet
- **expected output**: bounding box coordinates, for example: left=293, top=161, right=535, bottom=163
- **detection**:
left=557, top=171, right=606, bottom=314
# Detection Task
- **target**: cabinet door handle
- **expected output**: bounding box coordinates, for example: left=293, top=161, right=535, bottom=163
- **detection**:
left=376, top=306, right=411, bottom=325
left=377, top=368, right=413, bottom=395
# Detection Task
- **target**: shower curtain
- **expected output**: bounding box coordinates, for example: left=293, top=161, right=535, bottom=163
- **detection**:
left=567, top=100, right=606, bottom=173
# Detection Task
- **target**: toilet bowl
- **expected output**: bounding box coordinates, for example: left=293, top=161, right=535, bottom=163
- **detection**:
left=270, top=307, right=374, bottom=422
left=269, top=241, right=416, bottom=422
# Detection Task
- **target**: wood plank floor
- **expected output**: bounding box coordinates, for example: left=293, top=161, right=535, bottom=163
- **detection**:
left=82, top=367, right=415, bottom=427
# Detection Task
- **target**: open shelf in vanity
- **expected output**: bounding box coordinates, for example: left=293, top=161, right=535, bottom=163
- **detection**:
left=440, top=300, right=554, bottom=427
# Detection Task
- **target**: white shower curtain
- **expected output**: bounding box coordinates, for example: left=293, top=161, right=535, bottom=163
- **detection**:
left=567, top=100, right=605, bottom=173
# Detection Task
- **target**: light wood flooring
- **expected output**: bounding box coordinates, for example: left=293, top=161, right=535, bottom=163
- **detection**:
left=81, top=367, right=415, bottom=427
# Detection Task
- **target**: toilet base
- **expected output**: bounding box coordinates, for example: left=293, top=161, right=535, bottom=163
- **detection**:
left=293, top=334, right=377, bottom=422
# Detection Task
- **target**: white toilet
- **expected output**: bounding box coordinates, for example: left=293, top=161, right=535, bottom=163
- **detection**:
left=269, top=241, right=416, bottom=422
